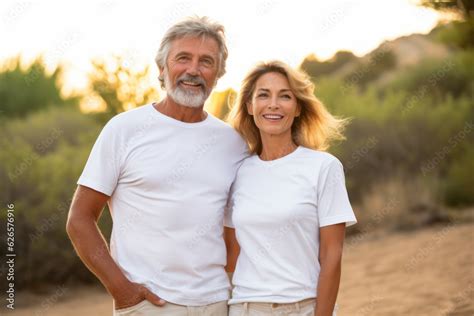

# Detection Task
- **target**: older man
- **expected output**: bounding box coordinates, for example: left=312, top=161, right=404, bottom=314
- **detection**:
left=66, top=16, right=247, bottom=316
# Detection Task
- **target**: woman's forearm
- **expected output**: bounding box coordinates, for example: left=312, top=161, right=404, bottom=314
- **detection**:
left=314, top=255, right=342, bottom=316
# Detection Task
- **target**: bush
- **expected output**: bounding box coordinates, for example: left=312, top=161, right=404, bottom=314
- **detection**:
left=0, top=107, right=109, bottom=289
left=0, top=57, right=78, bottom=118
left=443, top=146, right=474, bottom=206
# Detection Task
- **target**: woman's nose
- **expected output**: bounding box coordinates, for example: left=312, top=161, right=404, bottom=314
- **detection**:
left=267, top=97, right=280, bottom=109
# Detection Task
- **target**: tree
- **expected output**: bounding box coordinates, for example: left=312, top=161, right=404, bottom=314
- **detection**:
left=0, top=57, right=76, bottom=118
left=87, top=55, right=159, bottom=121
left=420, top=0, right=474, bottom=19
left=299, top=51, right=357, bottom=79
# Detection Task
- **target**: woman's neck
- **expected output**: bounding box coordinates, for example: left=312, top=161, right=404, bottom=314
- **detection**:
left=259, top=134, right=298, bottom=161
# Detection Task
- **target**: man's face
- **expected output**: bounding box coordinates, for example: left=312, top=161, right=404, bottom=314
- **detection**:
left=161, top=36, right=220, bottom=108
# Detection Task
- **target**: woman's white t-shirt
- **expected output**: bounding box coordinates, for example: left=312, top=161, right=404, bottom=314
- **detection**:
left=226, top=146, right=357, bottom=304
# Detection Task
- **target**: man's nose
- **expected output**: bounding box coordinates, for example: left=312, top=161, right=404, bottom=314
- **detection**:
left=186, top=59, right=200, bottom=76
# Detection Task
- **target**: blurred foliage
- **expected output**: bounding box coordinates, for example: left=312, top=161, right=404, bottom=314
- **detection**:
left=206, top=88, right=236, bottom=119
left=383, top=49, right=474, bottom=98
left=0, top=107, right=111, bottom=289
left=88, top=55, right=159, bottom=122
left=419, top=0, right=474, bottom=20
left=300, top=51, right=357, bottom=78
left=0, top=57, right=78, bottom=118
left=343, top=48, right=397, bottom=89
left=432, top=18, right=474, bottom=49
left=316, top=74, right=473, bottom=206
left=421, top=1, right=474, bottom=49
left=444, top=146, right=474, bottom=206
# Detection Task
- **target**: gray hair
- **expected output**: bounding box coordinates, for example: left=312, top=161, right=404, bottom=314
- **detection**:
left=155, top=16, right=228, bottom=86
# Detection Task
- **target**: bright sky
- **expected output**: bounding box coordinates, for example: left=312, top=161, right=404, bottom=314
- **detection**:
left=1, top=0, right=441, bottom=94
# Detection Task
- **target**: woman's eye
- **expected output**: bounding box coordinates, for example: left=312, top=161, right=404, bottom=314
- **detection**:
left=257, top=94, right=268, bottom=98
left=281, top=95, right=291, bottom=99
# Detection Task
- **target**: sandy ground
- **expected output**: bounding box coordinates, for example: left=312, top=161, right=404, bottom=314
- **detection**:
left=3, top=223, right=473, bottom=316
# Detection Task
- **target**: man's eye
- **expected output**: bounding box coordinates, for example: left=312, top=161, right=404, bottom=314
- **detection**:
left=201, top=59, right=213, bottom=66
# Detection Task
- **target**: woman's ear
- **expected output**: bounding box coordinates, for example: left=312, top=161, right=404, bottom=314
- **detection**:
left=246, top=102, right=254, bottom=116
left=295, top=104, right=301, bottom=117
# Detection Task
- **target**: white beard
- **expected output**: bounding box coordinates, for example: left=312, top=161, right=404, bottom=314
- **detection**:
left=163, top=70, right=211, bottom=108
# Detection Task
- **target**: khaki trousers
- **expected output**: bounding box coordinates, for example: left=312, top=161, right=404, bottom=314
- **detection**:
left=229, top=299, right=338, bottom=316
left=114, top=300, right=228, bottom=316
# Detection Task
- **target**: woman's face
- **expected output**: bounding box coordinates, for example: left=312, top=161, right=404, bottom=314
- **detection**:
left=247, top=72, right=300, bottom=141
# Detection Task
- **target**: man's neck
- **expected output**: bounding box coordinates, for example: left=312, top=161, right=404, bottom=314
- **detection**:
left=153, top=98, right=207, bottom=123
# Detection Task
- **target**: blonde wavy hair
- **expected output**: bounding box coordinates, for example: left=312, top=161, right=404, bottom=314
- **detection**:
left=227, top=60, right=349, bottom=154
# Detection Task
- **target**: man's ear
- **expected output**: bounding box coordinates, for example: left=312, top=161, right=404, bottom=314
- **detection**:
left=246, top=102, right=253, bottom=116
left=158, top=66, right=164, bottom=79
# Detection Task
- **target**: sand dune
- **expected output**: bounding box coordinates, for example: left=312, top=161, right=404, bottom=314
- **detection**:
left=5, top=223, right=473, bottom=316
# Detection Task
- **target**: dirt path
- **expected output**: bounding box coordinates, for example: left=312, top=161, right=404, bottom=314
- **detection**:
left=338, top=223, right=473, bottom=315
left=4, top=223, right=473, bottom=316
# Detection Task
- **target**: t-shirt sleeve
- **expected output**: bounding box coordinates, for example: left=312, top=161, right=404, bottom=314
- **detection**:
left=317, top=158, right=357, bottom=227
left=77, top=119, right=122, bottom=196
left=224, top=182, right=236, bottom=228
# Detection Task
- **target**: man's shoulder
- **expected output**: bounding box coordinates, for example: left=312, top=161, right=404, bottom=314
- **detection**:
left=206, top=115, right=249, bottom=155
left=207, top=114, right=241, bottom=138
left=112, top=104, right=152, bottom=121
left=104, top=104, right=155, bottom=131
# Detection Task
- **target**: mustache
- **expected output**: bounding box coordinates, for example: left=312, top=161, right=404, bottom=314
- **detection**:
left=176, top=74, right=207, bottom=89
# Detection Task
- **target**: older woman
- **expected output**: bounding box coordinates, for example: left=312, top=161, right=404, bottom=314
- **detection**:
left=224, top=61, right=357, bottom=316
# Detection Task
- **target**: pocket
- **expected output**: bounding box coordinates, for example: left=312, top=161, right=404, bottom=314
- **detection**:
left=114, top=299, right=148, bottom=315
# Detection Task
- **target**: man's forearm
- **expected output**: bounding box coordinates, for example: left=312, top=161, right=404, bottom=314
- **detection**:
left=67, top=217, right=129, bottom=298
left=314, top=258, right=341, bottom=316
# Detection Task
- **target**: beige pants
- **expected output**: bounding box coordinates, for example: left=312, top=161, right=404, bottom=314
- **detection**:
left=114, top=300, right=228, bottom=316
left=229, top=299, right=337, bottom=316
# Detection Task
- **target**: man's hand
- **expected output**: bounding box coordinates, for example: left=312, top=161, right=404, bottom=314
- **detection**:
left=114, top=281, right=166, bottom=310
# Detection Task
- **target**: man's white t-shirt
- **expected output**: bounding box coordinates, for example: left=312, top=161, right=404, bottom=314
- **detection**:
left=78, top=103, right=248, bottom=306
left=225, top=146, right=357, bottom=304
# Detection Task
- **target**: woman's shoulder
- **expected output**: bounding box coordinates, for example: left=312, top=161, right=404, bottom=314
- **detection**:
left=297, top=146, right=341, bottom=166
